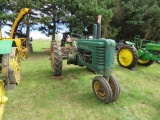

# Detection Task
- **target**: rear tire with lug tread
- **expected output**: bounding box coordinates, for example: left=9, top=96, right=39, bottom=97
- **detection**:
left=51, top=40, right=62, bottom=76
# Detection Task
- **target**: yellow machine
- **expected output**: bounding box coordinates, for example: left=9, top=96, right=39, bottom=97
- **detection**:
left=10, top=8, right=30, bottom=58
left=1, top=8, right=30, bottom=58
left=0, top=80, right=8, bottom=120
left=0, top=8, right=30, bottom=86
left=0, top=8, right=30, bottom=119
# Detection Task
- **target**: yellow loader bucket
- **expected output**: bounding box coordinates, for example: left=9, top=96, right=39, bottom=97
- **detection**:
left=0, top=80, right=8, bottom=120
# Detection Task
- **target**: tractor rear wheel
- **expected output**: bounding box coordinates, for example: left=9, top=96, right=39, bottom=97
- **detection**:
left=109, top=75, right=120, bottom=101
left=0, top=80, right=8, bottom=119
left=50, top=40, right=62, bottom=76
left=2, top=47, right=21, bottom=89
left=92, top=76, right=112, bottom=104
left=117, top=45, right=138, bottom=69
left=138, top=59, right=154, bottom=66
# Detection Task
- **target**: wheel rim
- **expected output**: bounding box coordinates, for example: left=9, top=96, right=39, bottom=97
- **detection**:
left=0, top=80, right=8, bottom=119
left=138, top=59, right=150, bottom=64
left=94, top=81, right=106, bottom=99
left=51, top=47, right=55, bottom=71
left=119, top=48, right=133, bottom=66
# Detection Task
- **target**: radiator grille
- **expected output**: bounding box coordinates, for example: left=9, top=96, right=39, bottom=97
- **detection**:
left=96, top=47, right=105, bottom=65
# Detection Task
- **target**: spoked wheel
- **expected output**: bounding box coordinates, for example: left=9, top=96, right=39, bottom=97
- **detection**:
left=0, top=80, right=8, bottom=119
left=50, top=40, right=62, bottom=76
left=138, top=59, right=154, bottom=66
left=117, top=45, right=138, bottom=69
left=9, top=47, right=21, bottom=84
left=2, top=47, right=21, bottom=89
left=109, top=75, right=120, bottom=101
left=92, top=76, right=112, bottom=104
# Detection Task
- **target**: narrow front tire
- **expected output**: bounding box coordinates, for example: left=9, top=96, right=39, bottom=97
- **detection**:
left=92, top=76, right=112, bottom=104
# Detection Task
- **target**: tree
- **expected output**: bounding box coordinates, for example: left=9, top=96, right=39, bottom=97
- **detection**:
left=111, top=0, right=160, bottom=41
left=63, top=0, right=115, bottom=38
left=36, top=0, right=66, bottom=40
left=0, top=0, right=14, bottom=30
left=142, top=0, right=160, bottom=41
left=3, top=0, right=41, bottom=53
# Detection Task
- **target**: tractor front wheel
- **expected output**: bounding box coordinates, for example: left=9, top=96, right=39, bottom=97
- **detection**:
left=109, top=75, right=120, bottom=101
left=117, top=45, right=138, bottom=69
left=138, top=59, right=154, bottom=66
left=92, top=76, right=112, bottom=104
left=50, top=40, right=62, bottom=76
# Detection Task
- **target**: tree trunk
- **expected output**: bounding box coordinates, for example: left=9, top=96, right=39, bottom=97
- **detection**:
left=144, top=30, right=150, bottom=39
left=52, top=14, right=56, bottom=40
left=26, top=15, right=33, bottom=53
left=52, top=5, right=57, bottom=40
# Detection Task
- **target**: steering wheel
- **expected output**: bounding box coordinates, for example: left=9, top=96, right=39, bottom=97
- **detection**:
left=71, top=28, right=84, bottom=40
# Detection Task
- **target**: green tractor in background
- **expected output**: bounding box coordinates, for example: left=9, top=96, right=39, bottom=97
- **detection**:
left=50, top=16, right=120, bottom=104
left=117, top=35, right=160, bottom=69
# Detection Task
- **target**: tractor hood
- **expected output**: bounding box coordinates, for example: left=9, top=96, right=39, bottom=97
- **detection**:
left=146, top=43, right=160, bottom=52
left=0, top=40, right=14, bottom=54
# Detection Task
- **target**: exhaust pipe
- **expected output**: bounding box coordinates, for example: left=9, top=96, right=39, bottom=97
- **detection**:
left=97, top=15, right=101, bottom=39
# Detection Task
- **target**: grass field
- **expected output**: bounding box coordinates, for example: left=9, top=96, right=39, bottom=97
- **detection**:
left=3, top=40, right=160, bottom=120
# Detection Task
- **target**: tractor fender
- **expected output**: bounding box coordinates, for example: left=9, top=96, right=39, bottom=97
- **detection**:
left=0, top=40, right=14, bottom=54
left=125, top=41, right=135, bottom=45
left=125, top=41, right=137, bottom=50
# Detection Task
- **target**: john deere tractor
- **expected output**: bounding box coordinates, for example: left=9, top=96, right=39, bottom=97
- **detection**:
left=50, top=16, right=120, bottom=104
left=117, top=35, right=160, bottom=69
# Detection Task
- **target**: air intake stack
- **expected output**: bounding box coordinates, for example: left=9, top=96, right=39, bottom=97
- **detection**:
left=93, top=15, right=101, bottom=39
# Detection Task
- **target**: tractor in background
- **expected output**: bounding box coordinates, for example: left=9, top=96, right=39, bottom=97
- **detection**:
left=50, top=16, right=120, bottom=104
left=0, top=8, right=30, bottom=119
left=117, top=35, right=160, bottom=69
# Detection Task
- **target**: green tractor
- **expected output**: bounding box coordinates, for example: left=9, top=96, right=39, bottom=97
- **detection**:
left=50, top=16, right=120, bottom=104
left=117, top=35, right=160, bottom=69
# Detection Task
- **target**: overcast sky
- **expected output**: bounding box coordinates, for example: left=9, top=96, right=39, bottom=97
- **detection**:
left=1, top=26, right=64, bottom=40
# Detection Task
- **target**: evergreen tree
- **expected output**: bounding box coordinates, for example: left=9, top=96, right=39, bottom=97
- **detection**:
left=111, top=0, right=160, bottom=41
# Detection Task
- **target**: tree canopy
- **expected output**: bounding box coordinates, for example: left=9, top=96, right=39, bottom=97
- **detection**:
left=0, top=0, right=160, bottom=41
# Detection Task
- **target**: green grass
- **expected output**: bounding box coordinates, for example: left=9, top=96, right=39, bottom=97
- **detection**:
left=3, top=40, right=160, bottom=120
